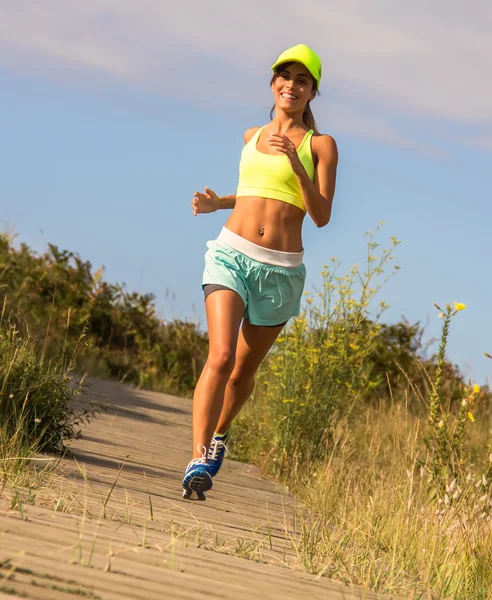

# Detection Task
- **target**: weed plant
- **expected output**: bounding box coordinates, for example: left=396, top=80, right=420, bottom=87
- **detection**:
left=0, top=304, right=99, bottom=484
left=234, top=229, right=492, bottom=599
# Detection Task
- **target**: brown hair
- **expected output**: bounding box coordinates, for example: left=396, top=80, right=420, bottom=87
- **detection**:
left=270, top=62, right=320, bottom=132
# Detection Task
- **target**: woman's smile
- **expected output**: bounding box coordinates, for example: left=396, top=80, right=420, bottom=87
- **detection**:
left=280, top=92, right=298, bottom=102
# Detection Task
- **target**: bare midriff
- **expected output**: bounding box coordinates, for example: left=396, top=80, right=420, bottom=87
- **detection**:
left=225, top=197, right=305, bottom=253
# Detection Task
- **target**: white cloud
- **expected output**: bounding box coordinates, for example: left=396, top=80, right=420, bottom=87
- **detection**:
left=321, top=103, right=448, bottom=157
left=1, top=0, right=491, bottom=146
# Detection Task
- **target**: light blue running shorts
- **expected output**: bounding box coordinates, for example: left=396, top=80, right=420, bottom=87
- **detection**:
left=202, top=232, right=306, bottom=327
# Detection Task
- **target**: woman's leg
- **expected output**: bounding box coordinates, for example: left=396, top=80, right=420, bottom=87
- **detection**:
left=191, top=289, right=245, bottom=458
left=215, top=319, right=285, bottom=434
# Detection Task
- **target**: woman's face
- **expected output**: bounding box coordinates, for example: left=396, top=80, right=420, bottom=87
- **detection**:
left=272, top=62, right=316, bottom=113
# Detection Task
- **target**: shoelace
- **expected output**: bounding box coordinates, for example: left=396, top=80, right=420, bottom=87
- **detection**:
left=208, top=439, right=228, bottom=461
left=186, top=445, right=208, bottom=469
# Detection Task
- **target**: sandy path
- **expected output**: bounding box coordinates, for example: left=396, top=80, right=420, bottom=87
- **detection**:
left=1, top=379, right=385, bottom=599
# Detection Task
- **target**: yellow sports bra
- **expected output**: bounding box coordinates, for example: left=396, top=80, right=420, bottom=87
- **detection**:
left=236, top=126, right=315, bottom=213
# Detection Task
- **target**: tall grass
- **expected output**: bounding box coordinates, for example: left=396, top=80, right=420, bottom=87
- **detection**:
left=0, top=304, right=99, bottom=485
left=234, top=230, right=492, bottom=599
left=291, top=405, right=491, bottom=598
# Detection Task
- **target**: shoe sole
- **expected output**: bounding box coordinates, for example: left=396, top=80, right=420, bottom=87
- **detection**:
left=182, top=471, right=213, bottom=501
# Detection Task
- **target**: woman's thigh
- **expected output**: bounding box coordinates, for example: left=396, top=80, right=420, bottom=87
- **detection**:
left=205, top=289, right=245, bottom=366
left=231, top=318, right=285, bottom=380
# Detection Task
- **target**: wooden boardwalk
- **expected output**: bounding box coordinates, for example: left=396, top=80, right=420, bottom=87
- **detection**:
left=1, top=379, right=385, bottom=599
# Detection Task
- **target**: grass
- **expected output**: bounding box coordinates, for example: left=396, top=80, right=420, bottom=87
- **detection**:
left=292, top=406, right=491, bottom=597
left=0, top=299, right=102, bottom=489
left=232, top=239, right=492, bottom=599
left=232, top=399, right=491, bottom=597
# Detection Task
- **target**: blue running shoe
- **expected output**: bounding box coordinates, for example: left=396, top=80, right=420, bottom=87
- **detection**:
left=182, top=445, right=213, bottom=501
left=207, top=430, right=231, bottom=477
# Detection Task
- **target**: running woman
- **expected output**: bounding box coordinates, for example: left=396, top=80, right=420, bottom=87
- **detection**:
left=183, top=44, right=338, bottom=500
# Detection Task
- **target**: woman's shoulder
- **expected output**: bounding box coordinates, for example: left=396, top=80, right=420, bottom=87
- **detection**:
left=243, top=126, right=262, bottom=144
left=311, top=132, right=338, bottom=163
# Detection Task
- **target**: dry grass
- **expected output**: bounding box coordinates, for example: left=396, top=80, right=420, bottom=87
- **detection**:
left=233, top=380, right=492, bottom=598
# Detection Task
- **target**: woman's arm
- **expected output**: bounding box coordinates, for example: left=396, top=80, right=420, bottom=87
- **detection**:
left=267, top=133, right=338, bottom=228
left=192, top=127, right=260, bottom=215
left=192, top=188, right=235, bottom=214
left=217, top=194, right=236, bottom=209
left=297, top=135, right=338, bottom=227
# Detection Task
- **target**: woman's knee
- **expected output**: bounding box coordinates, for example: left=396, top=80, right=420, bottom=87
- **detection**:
left=207, top=348, right=236, bottom=377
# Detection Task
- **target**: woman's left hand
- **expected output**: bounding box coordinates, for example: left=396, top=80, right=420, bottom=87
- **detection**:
left=268, top=134, right=304, bottom=176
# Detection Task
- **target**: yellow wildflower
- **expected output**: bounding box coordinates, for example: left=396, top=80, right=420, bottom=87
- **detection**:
left=473, top=384, right=481, bottom=395
left=438, top=312, right=444, bottom=319
left=438, top=420, right=444, bottom=429
left=467, top=412, right=475, bottom=422
left=453, top=302, right=466, bottom=312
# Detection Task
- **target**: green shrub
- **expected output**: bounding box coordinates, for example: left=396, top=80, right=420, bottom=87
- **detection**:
left=0, top=232, right=208, bottom=396
left=0, top=318, right=98, bottom=454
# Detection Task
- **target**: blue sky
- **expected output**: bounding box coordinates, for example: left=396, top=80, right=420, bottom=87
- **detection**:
left=1, top=2, right=491, bottom=385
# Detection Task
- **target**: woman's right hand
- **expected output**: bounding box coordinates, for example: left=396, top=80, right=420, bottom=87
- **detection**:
left=192, top=187, right=220, bottom=215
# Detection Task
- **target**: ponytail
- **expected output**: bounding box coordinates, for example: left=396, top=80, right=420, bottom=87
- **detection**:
left=302, top=101, right=318, bottom=133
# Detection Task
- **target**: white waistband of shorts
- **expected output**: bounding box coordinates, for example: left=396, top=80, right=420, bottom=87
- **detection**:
left=217, top=227, right=304, bottom=268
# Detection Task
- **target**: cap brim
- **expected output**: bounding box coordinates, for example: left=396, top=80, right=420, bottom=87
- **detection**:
left=271, top=57, right=319, bottom=86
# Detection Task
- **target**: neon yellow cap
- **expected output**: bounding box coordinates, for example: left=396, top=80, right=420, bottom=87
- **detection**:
left=271, top=44, right=322, bottom=87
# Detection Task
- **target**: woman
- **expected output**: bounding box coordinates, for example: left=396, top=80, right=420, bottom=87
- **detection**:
left=183, top=44, right=338, bottom=500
